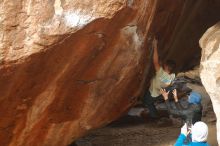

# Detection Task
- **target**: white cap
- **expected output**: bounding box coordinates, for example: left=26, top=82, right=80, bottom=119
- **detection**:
left=192, top=121, right=208, bottom=142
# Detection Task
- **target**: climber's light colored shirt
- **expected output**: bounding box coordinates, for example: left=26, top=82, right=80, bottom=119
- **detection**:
left=149, top=67, right=175, bottom=97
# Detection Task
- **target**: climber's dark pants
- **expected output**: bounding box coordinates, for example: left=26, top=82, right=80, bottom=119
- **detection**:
left=143, top=90, right=163, bottom=118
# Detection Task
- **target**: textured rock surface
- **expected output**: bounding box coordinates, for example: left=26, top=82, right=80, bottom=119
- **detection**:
left=0, top=0, right=187, bottom=146
left=1, top=0, right=219, bottom=145
left=0, top=0, right=128, bottom=62
left=200, top=22, right=220, bottom=145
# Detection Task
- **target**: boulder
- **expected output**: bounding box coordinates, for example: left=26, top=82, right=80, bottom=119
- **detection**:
left=200, top=21, right=220, bottom=145
left=0, top=0, right=185, bottom=146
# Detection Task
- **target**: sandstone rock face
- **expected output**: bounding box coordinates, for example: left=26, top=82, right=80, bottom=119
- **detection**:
left=0, top=0, right=185, bottom=146
left=0, top=0, right=129, bottom=62
left=200, top=22, right=220, bottom=145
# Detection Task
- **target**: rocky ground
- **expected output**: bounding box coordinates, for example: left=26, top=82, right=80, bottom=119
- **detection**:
left=73, top=110, right=216, bottom=146
left=73, top=75, right=218, bottom=146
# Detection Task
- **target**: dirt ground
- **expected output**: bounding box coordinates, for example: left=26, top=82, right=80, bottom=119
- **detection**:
left=74, top=78, right=218, bottom=146
left=74, top=109, right=217, bottom=146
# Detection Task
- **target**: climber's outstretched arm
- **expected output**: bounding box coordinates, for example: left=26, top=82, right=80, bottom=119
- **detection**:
left=152, top=38, right=160, bottom=71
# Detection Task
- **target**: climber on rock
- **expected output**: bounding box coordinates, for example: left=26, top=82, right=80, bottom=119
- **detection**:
left=160, top=88, right=202, bottom=125
left=142, top=37, right=176, bottom=119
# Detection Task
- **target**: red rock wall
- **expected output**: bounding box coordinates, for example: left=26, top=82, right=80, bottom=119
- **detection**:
left=0, top=0, right=186, bottom=146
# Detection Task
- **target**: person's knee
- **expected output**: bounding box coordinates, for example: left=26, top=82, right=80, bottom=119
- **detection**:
left=143, top=92, right=154, bottom=105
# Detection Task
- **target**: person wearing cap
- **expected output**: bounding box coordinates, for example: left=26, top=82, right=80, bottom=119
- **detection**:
left=160, top=89, right=202, bottom=124
left=175, top=121, right=210, bottom=146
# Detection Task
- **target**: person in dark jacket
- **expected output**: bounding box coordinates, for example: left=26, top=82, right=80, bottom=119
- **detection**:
left=174, top=121, right=210, bottom=146
left=160, top=89, right=202, bottom=124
